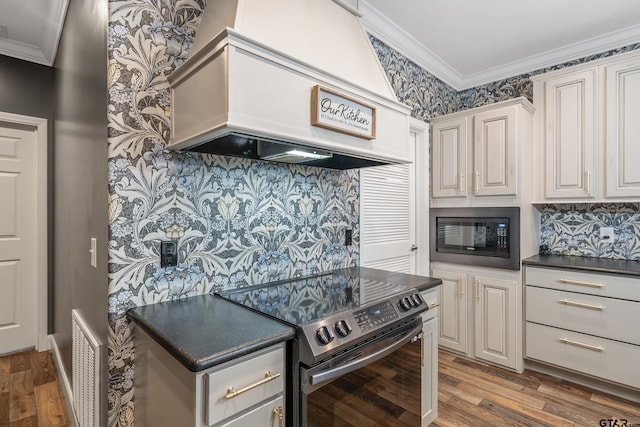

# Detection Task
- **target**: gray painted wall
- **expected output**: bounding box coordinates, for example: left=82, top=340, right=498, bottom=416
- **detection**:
left=0, top=54, right=55, bottom=331
left=53, top=0, right=109, bottom=423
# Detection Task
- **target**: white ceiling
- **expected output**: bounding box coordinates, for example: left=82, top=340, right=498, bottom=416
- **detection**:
left=360, top=0, right=640, bottom=89
left=2, top=0, right=640, bottom=92
left=0, top=0, right=68, bottom=66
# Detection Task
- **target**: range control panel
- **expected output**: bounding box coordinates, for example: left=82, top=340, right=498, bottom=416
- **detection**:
left=354, top=300, right=399, bottom=332
left=299, top=289, right=429, bottom=365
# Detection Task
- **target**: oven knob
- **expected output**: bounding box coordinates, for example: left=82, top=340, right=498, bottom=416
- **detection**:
left=334, top=320, right=352, bottom=337
left=316, top=326, right=334, bottom=345
left=411, top=293, right=423, bottom=307
left=399, top=297, right=412, bottom=311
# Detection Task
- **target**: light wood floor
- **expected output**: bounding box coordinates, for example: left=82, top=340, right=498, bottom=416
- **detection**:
left=0, top=349, right=70, bottom=427
left=435, top=349, right=640, bottom=427
left=2, top=348, right=639, bottom=426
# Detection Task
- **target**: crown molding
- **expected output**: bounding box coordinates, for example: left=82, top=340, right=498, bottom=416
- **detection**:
left=44, top=0, right=70, bottom=66
left=359, top=0, right=640, bottom=91
left=358, top=0, right=463, bottom=90
left=461, top=23, right=640, bottom=88
left=0, top=0, right=68, bottom=66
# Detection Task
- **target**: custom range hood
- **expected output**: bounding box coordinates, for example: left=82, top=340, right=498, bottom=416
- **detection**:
left=167, top=0, right=412, bottom=169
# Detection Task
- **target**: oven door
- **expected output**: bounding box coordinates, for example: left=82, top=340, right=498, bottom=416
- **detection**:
left=300, top=319, right=423, bottom=426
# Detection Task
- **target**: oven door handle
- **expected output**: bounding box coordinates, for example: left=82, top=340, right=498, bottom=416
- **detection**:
left=309, top=322, right=422, bottom=386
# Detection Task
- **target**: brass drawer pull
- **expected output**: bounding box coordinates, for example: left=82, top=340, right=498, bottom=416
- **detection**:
left=225, top=371, right=281, bottom=399
left=559, top=278, right=604, bottom=288
left=559, top=299, right=605, bottom=311
left=428, top=303, right=440, bottom=310
left=560, top=337, right=605, bottom=352
left=273, top=406, right=283, bottom=427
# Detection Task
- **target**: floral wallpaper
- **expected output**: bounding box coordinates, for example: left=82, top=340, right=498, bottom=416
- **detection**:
left=106, top=1, right=358, bottom=424
left=537, top=203, right=640, bottom=260
left=369, top=36, right=459, bottom=121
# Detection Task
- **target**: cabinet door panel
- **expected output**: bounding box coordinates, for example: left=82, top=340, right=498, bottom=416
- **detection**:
left=605, top=58, right=640, bottom=197
left=432, top=269, right=467, bottom=353
left=473, top=106, right=517, bottom=196
left=421, top=317, right=438, bottom=426
left=544, top=70, right=597, bottom=198
left=474, top=276, right=518, bottom=370
left=432, top=118, right=467, bottom=198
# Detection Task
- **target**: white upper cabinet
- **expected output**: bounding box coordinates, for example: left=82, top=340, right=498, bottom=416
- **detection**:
left=542, top=69, right=597, bottom=199
left=533, top=50, right=640, bottom=201
left=473, top=106, right=518, bottom=196
left=431, top=117, right=467, bottom=198
left=605, top=55, right=640, bottom=197
left=430, top=98, right=533, bottom=203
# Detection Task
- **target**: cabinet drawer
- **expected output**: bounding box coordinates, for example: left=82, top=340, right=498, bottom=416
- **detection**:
left=526, top=322, right=640, bottom=390
left=217, top=395, right=284, bottom=427
left=526, top=286, right=640, bottom=345
left=525, top=267, right=640, bottom=301
left=205, top=346, right=284, bottom=426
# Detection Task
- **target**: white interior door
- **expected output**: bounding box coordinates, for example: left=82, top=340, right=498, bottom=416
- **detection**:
left=360, top=119, right=429, bottom=275
left=0, top=122, right=39, bottom=353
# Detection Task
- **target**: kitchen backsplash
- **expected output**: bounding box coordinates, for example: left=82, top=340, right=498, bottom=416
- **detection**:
left=538, top=203, right=640, bottom=260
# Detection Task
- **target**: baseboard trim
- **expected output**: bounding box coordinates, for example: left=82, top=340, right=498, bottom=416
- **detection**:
left=49, top=334, right=79, bottom=427
left=525, top=358, right=640, bottom=404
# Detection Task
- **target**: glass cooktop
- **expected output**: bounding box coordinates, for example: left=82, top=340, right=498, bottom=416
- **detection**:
left=219, top=267, right=413, bottom=327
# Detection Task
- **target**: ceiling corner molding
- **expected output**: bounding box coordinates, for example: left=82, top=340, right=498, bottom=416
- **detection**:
left=459, top=23, right=640, bottom=89
left=0, top=0, right=69, bottom=67
left=358, top=0, right=465, bottom=91
left=0, top=38, right=49, bottom=66
left=42, top=0, right=70, bottom=66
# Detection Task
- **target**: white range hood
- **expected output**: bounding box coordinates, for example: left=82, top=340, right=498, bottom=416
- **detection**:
left=167, top=0, right=412, bottom=169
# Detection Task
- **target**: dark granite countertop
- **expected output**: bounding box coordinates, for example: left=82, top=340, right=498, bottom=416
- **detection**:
left=353, top=266, right=443, bottom=291
left=523, top=254, right=640, bottom=277
left=127, top=294, right=295, bottom=372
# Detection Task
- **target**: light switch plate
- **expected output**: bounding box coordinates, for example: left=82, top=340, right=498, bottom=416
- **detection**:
left=600, top=227, right=615, bottom=244
left=90, top=238, right=97, bottom=268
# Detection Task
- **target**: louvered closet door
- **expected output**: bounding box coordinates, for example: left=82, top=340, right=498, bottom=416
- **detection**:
left=360, top=129, right=418, bottom=274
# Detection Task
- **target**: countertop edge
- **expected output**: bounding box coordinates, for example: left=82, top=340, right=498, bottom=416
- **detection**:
left=127, top=306, right=295, bottom=373
left=522, top=255, right=640, bottom=277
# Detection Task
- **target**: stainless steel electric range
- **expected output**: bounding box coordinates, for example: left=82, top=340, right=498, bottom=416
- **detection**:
left=219, top=266, right=441, bottom=427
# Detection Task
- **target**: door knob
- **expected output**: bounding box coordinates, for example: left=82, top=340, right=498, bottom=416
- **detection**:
left=410, top=245, right=418, bottom=251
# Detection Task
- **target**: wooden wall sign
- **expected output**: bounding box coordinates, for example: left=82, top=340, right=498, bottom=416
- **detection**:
left=311, top=85, right=376, bottom=139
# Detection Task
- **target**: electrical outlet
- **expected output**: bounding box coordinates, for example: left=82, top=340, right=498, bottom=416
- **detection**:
left=600, top=227, right=615, bottom=244
left=160, top=241, right=178, bottom=267
left=345, top=229, right=353, bottom=246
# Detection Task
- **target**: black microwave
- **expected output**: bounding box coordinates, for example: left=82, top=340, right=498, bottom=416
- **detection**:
left=430, top=207, right=520, bottom=270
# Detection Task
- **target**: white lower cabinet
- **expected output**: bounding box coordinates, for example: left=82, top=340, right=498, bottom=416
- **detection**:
left=431, top=264, right=522, bottom=372
left=134, top=326, right=285, bottom=427
left=473, top=275, right=519, bottom=369
left=433, top=270, right=468, bottom=353
left=420, top=288, right=439, bottom=426
left=524, top=266, right=640, bottom=391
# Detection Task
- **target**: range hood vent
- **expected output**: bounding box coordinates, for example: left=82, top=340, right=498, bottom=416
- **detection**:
left=167, top=0, right=412, bottom=169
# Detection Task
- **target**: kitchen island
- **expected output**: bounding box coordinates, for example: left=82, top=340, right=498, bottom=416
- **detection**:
left=128, top=294, right=295, bottom=426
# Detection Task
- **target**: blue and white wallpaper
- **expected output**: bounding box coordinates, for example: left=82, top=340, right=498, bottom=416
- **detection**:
left=104, top=1, right=640, bottom=425
left=537, top=204, right=640, bottom=260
